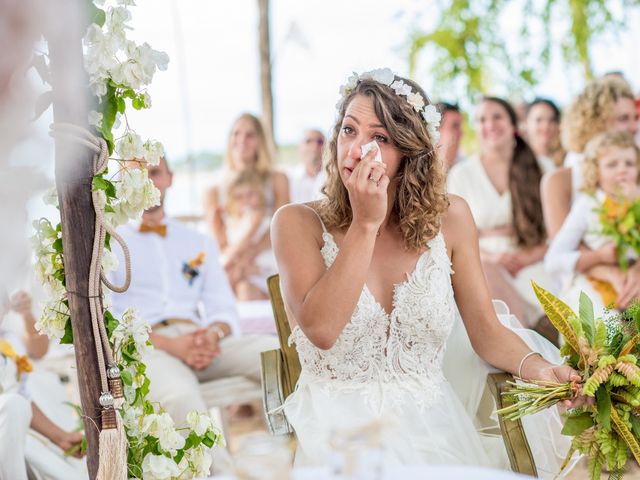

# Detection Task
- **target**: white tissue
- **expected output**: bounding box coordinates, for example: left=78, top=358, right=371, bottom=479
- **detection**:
left=360, top=140, right=382, bottom=163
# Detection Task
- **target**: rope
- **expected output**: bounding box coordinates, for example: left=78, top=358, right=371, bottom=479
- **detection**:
left=49, top=123, right=133, bottom=391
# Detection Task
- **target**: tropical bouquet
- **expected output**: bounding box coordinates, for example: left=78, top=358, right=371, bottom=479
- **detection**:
left=597, top=195, right=640, bottom=271
left=498, top=282, right=640, bottom=479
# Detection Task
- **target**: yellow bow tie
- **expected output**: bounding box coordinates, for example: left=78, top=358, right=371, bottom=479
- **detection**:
left=139, top=223, right=167, bottom=237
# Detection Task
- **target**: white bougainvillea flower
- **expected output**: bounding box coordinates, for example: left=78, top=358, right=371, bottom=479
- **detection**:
left=143, top=139, right=164, bottom=166
left=101, top=248, right=119, bottom=274
left=115, top=131, right=144, bottom=160
left=186, top=411, right=214, bottom=437
left=43, top=187, right=59, bottom=207
left=37, top=298, right=69, bottom=340
left=141, top=453, right=181, bottom=480
left=88, top=110, right=103, bottom=128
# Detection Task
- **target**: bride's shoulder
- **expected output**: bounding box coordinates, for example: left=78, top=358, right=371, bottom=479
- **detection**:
left=272, top=201, right=323, bottom=234
left=441, top=195, right=477, bottom=245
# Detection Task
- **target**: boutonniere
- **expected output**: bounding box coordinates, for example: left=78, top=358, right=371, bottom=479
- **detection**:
left=0, top=339, right=33, bottom=380
left=182, top=251, right=206, bottom=286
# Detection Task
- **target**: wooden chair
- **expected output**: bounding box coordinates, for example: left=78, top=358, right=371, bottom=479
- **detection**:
left=260, top=274, right=537, bottom=476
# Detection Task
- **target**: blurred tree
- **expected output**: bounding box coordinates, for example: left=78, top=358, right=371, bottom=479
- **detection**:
left=408, top=0, right=640, bottom=101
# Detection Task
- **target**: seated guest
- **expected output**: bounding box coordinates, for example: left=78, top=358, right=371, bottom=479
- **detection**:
left=204, top=114, right=288, bottom=298
left=110, top=156, right=277, bottom=428
left=7, top=291, right=48, bottom=359
left=545, top=131, right=640, bottom=316
left=436, top=102, right=465, bottom=169
left=541, top=78, right=637, bottom=238
left=524, top=98, right=565, bottom=167
left=1, top=306, right=85, bottom=480
left=216, top=170, right=277, bottom=300
left=288, top=129, right=326, bottom=204
left=448, top=97, right=554, bottom=334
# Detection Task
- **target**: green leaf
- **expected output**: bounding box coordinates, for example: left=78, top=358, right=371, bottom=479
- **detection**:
left=132, top=96, right=144, bottom=110
left=60, top=319, right=74, bottom=344
left=174, top=449, right=185, bottom=464
left=120, top=369, right=133, bottom=386
left=202, top=436, right=214, bottom=448
left=86, top=2, right=106, bottom=27
left=595, top=384, right=612, bottom=430
left=561, top=412, right=594, bottom=436
left=630, top=414, right=640, bottom=439
left=52, top=238, right=63, bottom=254
left=103, top=310, right=119, bottom=338
left=579, top=291, right=595, bottom=345
left=116, top=96, right=126, bottom=114
left=100, top=83, right=118, bottom=155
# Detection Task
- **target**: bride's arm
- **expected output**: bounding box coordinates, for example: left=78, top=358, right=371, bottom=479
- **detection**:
left=445, top=195, right=579, bottom=385
left=271, top=154, right=389, bottom=350
left=271, top=204, right=377, bottom=350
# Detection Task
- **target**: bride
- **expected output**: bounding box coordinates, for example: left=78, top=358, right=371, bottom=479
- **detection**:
left=270, top=69, right=585, bottom=475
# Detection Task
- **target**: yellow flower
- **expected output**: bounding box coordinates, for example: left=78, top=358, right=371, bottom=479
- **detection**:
left=0, top=339, right=33, bottom=379
left=187, top=251, right=206, bottom=268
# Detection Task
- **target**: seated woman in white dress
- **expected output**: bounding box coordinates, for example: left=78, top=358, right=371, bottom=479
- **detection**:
left=545, top=131, right=640, bottom=316
left=541, top=78, right=637, bottom=238
left=271, top=69, right=586, bottom=476
left=447, top=97, right=554, bottom=330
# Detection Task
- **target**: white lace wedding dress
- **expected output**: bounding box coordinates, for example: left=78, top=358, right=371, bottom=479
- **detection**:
left=283, top=225, right=574, bottom=477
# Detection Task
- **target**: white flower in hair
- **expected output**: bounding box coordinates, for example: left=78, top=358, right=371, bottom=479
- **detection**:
left=422, top=104, right=441, bottom=125
left=406, top=92, right=425, bottom=112
left=339, top=73, right=358, bottom=96
left=390, top=80, right=412, bottom=96
left=361, top=67, right=395, bottom=86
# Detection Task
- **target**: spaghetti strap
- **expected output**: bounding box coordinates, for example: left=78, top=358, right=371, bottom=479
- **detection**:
left=303, top=204, right=327, bottom=233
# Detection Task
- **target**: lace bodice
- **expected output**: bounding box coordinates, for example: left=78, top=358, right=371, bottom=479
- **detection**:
left=289, top=230, right=457, bottom=409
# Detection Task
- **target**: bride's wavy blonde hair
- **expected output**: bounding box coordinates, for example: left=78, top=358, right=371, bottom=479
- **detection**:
left=317, top=76, right=448, bottom=250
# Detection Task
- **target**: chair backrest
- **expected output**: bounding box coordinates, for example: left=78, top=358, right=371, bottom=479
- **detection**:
left=267, top=274, right=301, bottom=398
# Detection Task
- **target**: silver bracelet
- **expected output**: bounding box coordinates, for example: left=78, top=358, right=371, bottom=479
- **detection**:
left=518, top=351, right=542, bottom=379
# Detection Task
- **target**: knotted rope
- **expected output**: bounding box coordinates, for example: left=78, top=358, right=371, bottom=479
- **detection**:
left=50, top=122, right=131, bottom=480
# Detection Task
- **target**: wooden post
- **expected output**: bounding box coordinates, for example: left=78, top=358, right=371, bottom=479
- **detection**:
left=46, top=1, right=101, bottom=477
left=258, top=0, right=277, bottom=154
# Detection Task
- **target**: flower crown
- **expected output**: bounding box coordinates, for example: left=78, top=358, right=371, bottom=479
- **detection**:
left=337, top=68, right=441, bottom=143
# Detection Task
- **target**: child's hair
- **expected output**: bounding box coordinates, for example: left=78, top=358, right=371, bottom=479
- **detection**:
left=225, top=170, right=267, bottom=217
left=581, top=131, right=640, bottom=194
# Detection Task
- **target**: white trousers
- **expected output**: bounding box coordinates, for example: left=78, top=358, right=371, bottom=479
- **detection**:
left=0, top=393, right=31, bottom=480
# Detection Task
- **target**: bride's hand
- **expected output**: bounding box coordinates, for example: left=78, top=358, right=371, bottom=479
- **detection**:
left=346, top=146, right=389, bottom=231
left=539, top=364, right=594, bottom=409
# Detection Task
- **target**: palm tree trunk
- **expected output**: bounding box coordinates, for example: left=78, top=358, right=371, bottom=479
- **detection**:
left=258, top=0, right=276, bottom=154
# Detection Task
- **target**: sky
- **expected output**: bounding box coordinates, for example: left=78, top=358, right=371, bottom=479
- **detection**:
left=121, top=0, right=640, bottom=161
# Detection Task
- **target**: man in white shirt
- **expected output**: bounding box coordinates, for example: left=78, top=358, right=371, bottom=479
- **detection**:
left=436, top=102, right=466, bottom=170
left=110, top=157, right=277, bottom=427
left=287, top=129, right=326, bottom=203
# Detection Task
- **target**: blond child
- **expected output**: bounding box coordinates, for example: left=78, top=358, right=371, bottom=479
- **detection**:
left=545, top=131, right=640, bottom=315
left=205, top=171, right=276, bottom=300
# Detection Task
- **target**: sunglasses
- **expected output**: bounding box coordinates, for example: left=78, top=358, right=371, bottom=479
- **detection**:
left=305, top=138, right=324, bottom=146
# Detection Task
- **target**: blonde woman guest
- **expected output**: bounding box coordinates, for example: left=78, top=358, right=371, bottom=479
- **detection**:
left=541, top=78, right=638, bottom=238
left=204, top=114, right=289, bottom=300
left=272, top=69, right=587, bottom=472
left=524, top=98, right=565, bottom=167
left=447, top=97, right=554, bottom=330
left=545, top=131, right=640, bottom=316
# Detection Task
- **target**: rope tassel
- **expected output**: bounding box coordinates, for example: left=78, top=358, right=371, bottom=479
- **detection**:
left=97, top=393, right=127, bottom=480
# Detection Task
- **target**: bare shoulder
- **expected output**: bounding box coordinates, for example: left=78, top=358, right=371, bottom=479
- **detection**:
left=272, top=202, right=323, bottom=241
left=542, top=167, right=571, bottom=193
left=441, top=195, right=477, bottom=248
left=271, top=170, right=290, bottom=186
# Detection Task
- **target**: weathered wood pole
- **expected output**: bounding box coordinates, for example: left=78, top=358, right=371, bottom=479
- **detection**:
left=46, top=1, right=101, bottom=477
